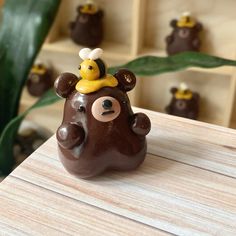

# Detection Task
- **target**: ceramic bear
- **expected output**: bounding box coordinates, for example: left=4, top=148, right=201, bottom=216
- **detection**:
left=166, top=12, right=203, bottom=55
left=55, top=48, right=151, bottom=178
left=70, top=1, right=103, bottom=47
left=27, top=63, right=54, bottom=97
left=165, top=83, right=200, bottom=120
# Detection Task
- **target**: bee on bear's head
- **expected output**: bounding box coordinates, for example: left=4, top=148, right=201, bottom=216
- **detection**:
left=78, top=48, right=106, bottom=81
left=76, top=48, right=118, bottom=94
left=177, top=12, right=196, bottom=28
left=174, top=82, right=193, bottom=100
left=80, top=0, right=98, bottom=15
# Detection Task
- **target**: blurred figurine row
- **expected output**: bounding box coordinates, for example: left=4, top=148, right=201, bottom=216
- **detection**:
left=68, top=0, right=203, bottom=55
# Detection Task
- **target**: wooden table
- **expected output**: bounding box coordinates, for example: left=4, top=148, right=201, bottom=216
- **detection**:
left=0, top=108, right=236, bottom=236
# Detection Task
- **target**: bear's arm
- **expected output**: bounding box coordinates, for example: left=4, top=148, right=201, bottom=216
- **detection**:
left=166, top=35, right=174, bottom=44
left=56, top=123, right=85, bottom=149
left=187, top=111, right=198, bottom=120
left=131, top=113, right=151, bottom=136
left=165, top=105, right=172, bottom=114
left=69, top=21, right=76, bottom=29
left=192, top=38, right=201, bottom=49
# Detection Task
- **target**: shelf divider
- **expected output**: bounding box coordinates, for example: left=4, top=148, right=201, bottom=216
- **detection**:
left=131, top=0, right=146, bottom=57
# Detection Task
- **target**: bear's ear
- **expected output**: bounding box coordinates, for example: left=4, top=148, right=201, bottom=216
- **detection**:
left=170, top=19, right=177, bottom=28
left=193, top=92, right=200, bottom=100
left=97, top=9, right=104, bottom=18
left=54, top=73, right=79, bottom=98
left=77, top=5, right=83, bottom=13
left=170, top=87, right=178, bottom=94
left=114, top=69, right=136, bottom=92
left=195, top=23, right=203, bottom=32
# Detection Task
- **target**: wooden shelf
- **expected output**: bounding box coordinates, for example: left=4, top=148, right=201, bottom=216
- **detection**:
left=33, top=0, right=236, bottom=129
left=43, top=38, right=133, bottom=61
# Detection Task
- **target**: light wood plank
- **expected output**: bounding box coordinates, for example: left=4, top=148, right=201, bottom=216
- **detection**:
left=1, top=107, right=236, bottom=235
left=138, top=108, right=236, bottom=178
left=10, top=135, right=236, bottom=235
left=0, top=177, right=165, bottom=236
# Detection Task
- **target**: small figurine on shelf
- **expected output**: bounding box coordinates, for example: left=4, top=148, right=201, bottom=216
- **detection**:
left=165, top=83, right=200, bottom=120
left=69, top=0, right=104, bottom=47
left=27, top=62, right=54, bottom=97
left=54, top=48, right=151, bottom=179
left=165, top=12, right=203, bottom=55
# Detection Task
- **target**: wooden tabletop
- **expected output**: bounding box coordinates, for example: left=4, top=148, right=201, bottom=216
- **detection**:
left=0, top=107, right=236, bottom=236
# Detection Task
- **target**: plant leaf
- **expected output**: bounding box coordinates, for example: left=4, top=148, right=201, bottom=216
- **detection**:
left=0, top=89, right=61, bottom=175
left=0, top=0, right=61, bottom=134
left=0, top=0, right=61, bottom=175
left=108, top=52, right=236, bottom=76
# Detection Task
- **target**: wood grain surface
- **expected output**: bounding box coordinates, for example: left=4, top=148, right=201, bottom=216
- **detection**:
left=0, top=108, right=236, bottom=236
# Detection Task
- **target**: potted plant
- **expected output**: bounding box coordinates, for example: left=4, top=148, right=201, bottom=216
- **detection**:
left=1, top=0, right=236, bottom=177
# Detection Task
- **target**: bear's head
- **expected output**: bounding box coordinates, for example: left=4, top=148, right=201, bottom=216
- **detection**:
left=169, top=17, right=202, bottom=42
left=54, top=68, right=136, bottom=126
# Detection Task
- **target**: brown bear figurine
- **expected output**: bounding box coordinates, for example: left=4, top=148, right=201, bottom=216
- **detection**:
left=165, top=83, right=200, bottom=120
left=69, top=0, right=103, bottom=47
left=27, top=63, right=54, bottom=97
left=54, top=48, right=151, bottom=179
left=166, top=12, right=203, bottom=55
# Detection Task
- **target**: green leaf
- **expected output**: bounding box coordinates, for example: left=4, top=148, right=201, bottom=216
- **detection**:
left=0, top=0, right=61, bottom=175
left=0, top=89, right=61, bottom=175
left=108, top=52, right=236, bottom=76
left=0, top=0, right=61, bottom=134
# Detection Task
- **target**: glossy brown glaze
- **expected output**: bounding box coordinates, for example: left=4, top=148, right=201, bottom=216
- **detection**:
left=165, top=86, right=200, bottom=120
left=70, top=5, right=104, bottom=47
left=27, top=64, right=54, bottom=97
left=166, top=19, right=203, bottom=55
left=55, top=70, right=151, bottom=178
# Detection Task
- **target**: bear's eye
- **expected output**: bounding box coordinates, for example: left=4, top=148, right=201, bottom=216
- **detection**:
left=78, top=105, right=85, bottom=113
left=102, top=99, right=113, bottom=110
left=88, top=65, right=93, bottom=70
left=78, top=65, right=81, bottom=70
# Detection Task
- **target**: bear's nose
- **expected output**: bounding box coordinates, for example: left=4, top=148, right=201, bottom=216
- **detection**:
left=102, top=99, right=113, bottom=110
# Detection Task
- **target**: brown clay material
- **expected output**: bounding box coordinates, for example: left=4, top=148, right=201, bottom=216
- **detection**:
left=27, top=64, right=54, bottom=97
left=55, top=70, right=151, bottom=179
left=166, top=19, right=203, bottom=55
left=70, top=5, right=104, bottom=47
left=165, top=86, right=200, bottom=120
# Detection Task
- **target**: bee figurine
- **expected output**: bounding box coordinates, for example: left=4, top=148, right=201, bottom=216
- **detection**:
left=165, top=83, right=200, bottom=120
left=70, top=0, right=104, bottom=47
left=75, top=48, right=118, bottom=94
left=54, top=48, right=151, bottom=178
